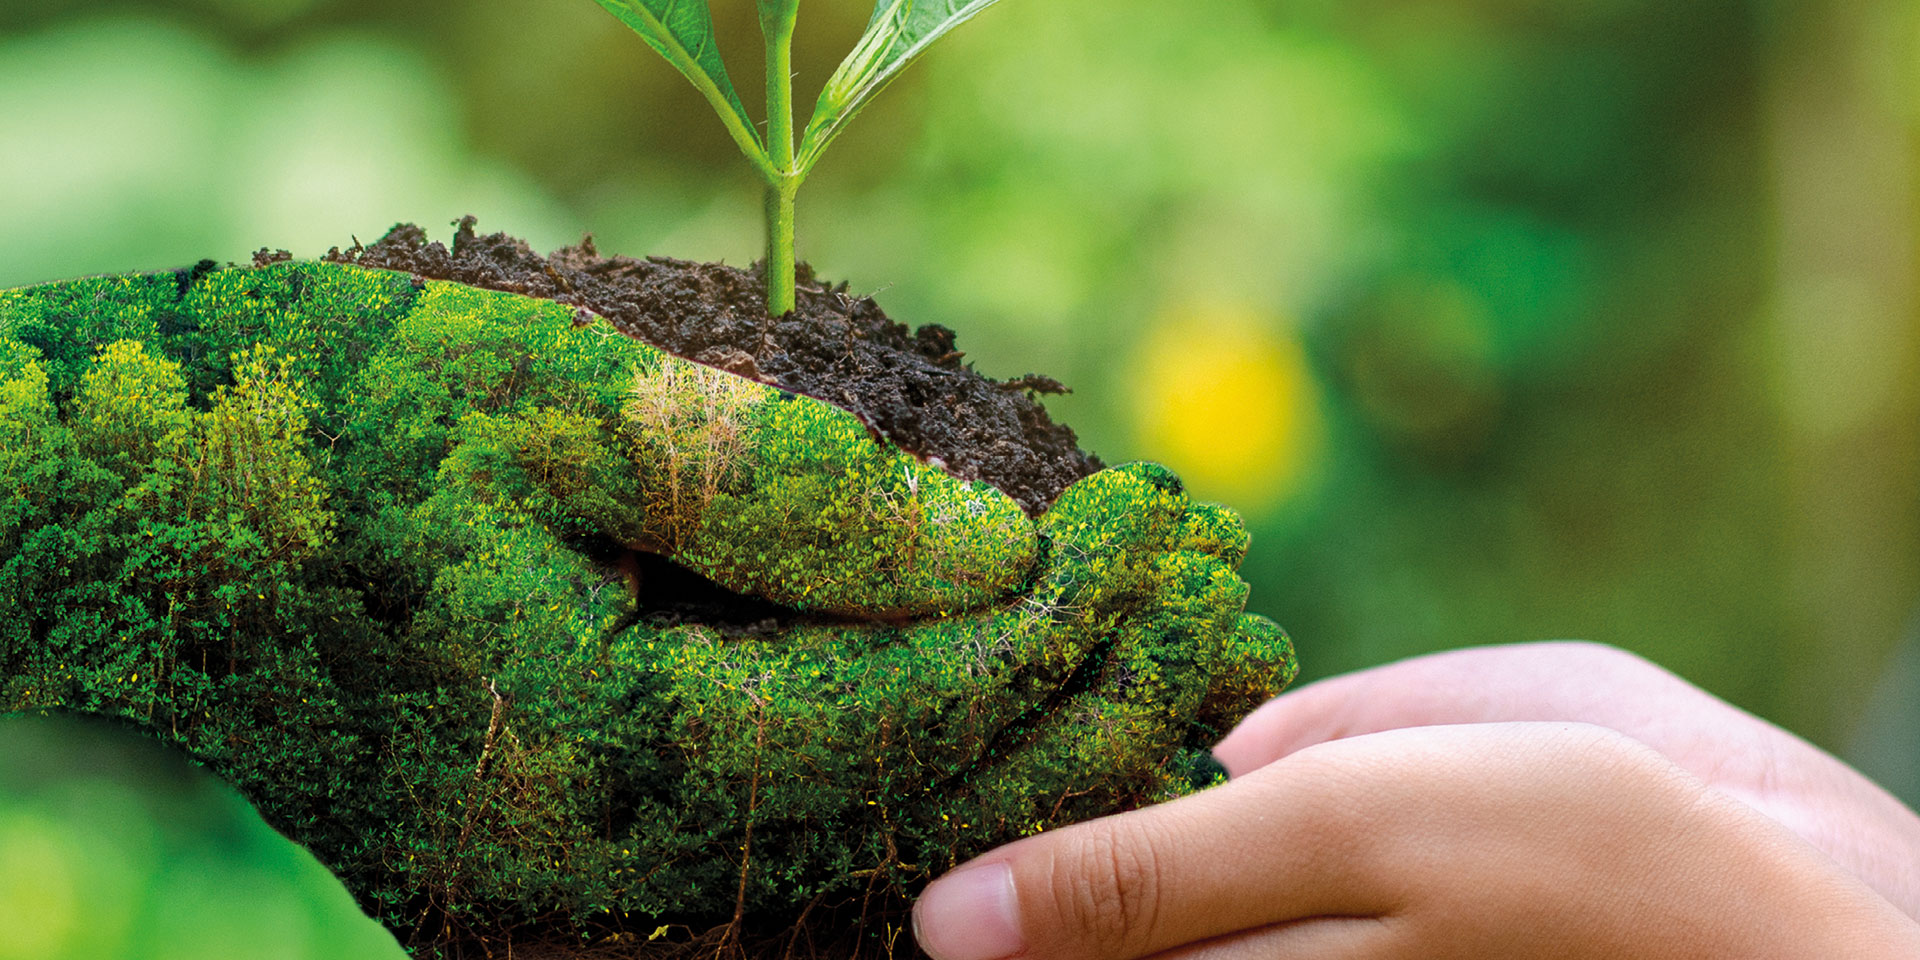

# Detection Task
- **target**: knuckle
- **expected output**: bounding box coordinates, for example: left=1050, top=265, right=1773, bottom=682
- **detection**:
left=1267, top=750, right=1379, bottom=853
left=1570, top=723, right=1674, bottom=775
left=1049, top=818, right=1166, bottom=953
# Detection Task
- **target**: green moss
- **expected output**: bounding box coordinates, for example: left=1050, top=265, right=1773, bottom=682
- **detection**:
left=622, top=350, right=1039, bottom=616
left=70, top=341, right=193, bottom=480
left=0, top=264, right=416, bottom=413
left=330, top=280, right=641, bottom=510
left=0, top=273, right=181, bottom=400
left=0, top=263, right=1298, bottom=951
left=0, top=347, right=71, bottom=563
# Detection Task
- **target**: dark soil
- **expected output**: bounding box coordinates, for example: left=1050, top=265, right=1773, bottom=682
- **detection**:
left=321, top=217, right=1101, bottom=514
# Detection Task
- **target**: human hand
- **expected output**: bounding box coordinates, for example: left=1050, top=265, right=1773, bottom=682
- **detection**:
left=911, top=720, right=1920, bottom=960
left=1213, top=641, right=1920, bottom=918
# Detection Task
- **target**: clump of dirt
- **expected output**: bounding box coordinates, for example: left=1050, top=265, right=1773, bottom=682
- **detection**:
left=324, top=217, right=1102, bottom=514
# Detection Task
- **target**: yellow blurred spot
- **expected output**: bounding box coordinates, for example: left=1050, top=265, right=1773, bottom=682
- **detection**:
left=1129, top=306, right=1322, bottom=512
left=0, top=813, right=80, bottom=959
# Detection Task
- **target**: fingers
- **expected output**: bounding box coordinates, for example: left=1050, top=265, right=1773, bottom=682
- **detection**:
left=1211, top=641, right=1701, bottom=776
left=911, top=722, right=1652, bottom=960
left=1208, top=642, right=1920, bottom=928
left=1140, top=918, right=1400, bottom=960
left=916, top=721, right=1920, bottom=960
left=911, top=745, right=1398, bottom=960
left=619, top=352, right=1040, bottom=617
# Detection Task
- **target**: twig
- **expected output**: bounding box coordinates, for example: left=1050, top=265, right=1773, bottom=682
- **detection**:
left=474, top=678, right=508, bottom=779
left=780, top=890, right=828, bottom=960
left=720, top=711, right=770, bottom=960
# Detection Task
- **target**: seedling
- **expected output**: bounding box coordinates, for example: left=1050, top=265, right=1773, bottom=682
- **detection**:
left=590, top=0, right=1001, bottom=316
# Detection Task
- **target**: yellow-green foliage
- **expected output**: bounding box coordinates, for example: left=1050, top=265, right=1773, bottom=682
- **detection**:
left=0, top=262, right=1296, bottom=951
left=623, top=350, right=1039, bottom=617
left=71, top=341, right=192, bottom=476
left=0, top=346, right=70, bottom=562
left=171, top=345, right=334, bottom=564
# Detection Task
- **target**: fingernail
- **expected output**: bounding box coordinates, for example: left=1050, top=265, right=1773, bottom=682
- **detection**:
left=912, top=861, right=1024, bottom=960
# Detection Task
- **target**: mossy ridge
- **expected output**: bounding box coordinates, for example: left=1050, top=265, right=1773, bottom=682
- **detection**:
left=339, top=277, right=1037, bottom=618
left=0, top=262, right=1297, bottom=952
left=624, top=346, right=1040, bottom=618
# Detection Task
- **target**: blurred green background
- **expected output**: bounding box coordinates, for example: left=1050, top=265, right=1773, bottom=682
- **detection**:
left=2, top=0, right=1919, bottom=946
left=0, top=712, right=406, bottom=958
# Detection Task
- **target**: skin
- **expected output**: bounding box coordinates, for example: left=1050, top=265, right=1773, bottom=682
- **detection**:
left=911, top=642, right=1920, bottom=960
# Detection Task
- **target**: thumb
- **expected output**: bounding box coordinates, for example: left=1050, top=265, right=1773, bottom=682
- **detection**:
left=907, top=734, right=1439, bottom=960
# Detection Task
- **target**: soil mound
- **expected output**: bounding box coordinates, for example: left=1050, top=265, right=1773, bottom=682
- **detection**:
left=321, top=217, right=1101, bottom=513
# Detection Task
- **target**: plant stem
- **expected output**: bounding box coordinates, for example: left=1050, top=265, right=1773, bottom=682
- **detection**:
left=765, top=180, right=798, bottom=315
left=761, top=1, right=800, bottom=316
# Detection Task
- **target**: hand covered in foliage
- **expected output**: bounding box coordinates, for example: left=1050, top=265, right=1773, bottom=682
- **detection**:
left=912, top=643, right=1920, bottom=960
left=0, top=260, right=1295, bottom=939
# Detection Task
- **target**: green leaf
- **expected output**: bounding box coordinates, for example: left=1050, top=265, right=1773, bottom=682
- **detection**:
left=796, top=0, right=1003, bottom=174
left=590, top=0, right=775, bottom=179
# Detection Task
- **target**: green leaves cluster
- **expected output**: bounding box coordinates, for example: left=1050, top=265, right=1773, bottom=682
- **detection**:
left=799, top=0, right=1000, bottom=171
left=588, top=0, right=1004, bottom=315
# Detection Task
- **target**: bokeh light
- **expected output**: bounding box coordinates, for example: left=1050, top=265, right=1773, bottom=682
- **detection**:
left=0, top=15, right=577, bottom=288
left=1128, top=306, right=1324, bottom=514
left=0, top=713, right=407, bottom=960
